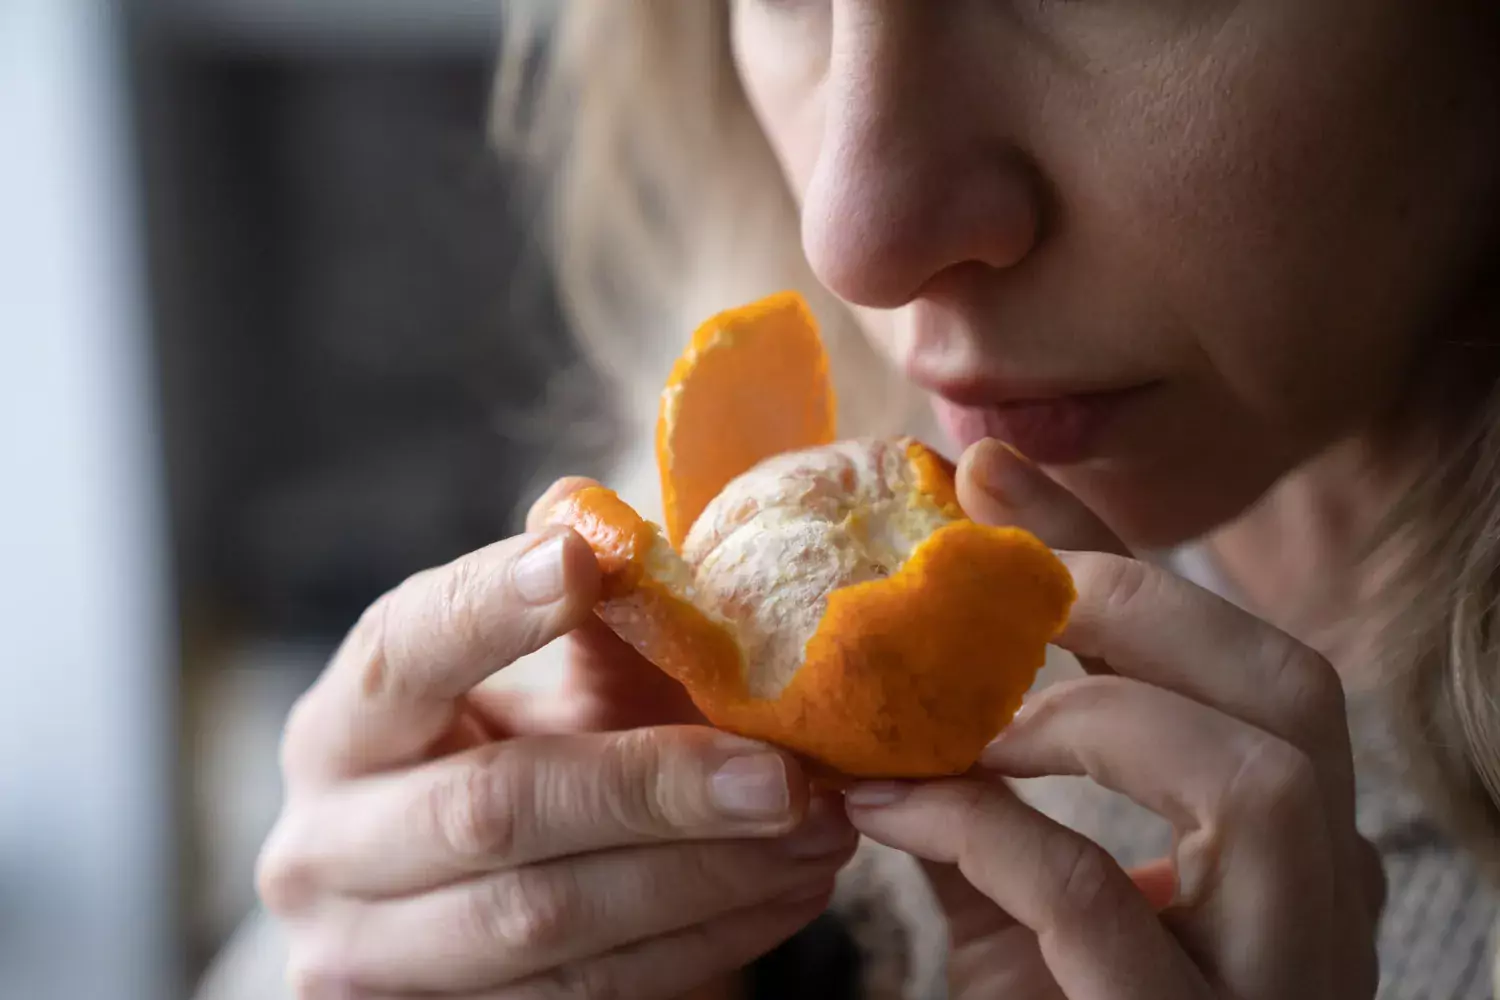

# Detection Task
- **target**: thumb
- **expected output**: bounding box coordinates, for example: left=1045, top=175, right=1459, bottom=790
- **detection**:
left=956, top=439, right=1130, bottom=557
left=957, top=439, right=1125, bottom=679
left=524, top=474, right=705, bottom=728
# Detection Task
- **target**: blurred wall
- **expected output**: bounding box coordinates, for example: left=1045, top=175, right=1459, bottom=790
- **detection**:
left=123, top=0, right=601, bottom=988
left=2, top=2, right=600, bottom=997
left=0, top=2, right=181, bottom=999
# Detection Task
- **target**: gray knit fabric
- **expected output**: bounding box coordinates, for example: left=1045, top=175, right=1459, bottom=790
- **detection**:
left=1355, top=702, right=1499, bottom=1000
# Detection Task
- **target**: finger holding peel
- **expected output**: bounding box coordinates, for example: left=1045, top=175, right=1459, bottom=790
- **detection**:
left=527, top=475, right=602, bottom=532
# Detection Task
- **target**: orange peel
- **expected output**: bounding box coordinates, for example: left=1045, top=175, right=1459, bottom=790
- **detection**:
left=657, top=291, right=837, bottom=550
left=546, top=292, right=1076, bottom=779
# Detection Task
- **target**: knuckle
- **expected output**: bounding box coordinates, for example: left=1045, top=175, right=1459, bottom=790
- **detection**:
left=471, top=867, right=582, bottom=955
left=431, top=546, right=555, bottom=674
left=670, top=841, right=759, bottom=904
left=435, top=555, right=491, bottom=664
left=519, top=961, right=622, bottom=1000
left=255, top=815, right=317, bottom=915
left=430, top=747, right=525, bottom=863
left=1082, top=552, right=1155, bottom=621
left=286, top=945, right=358, bottom=1000
left=1226, top=735, right=1321, bottom=822
left=949, top=780, right=1013, bottom=890
left=1263, top=635, right=1346, bottom=731
left=1043, top=838, right=1119, bottom=929
left=949, top=780, right=994, bottom=845
left=364, top=574, right=428, bottom=703
left=1027, top=674, right=1131, bottom=721
left=599, top=729, right=683, bottom=834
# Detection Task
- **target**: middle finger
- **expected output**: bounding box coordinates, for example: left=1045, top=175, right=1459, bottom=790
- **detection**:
left=1055, top=550, right=1356, bottom=818
left=980, top=674, right=1338, bottom=996
left=262, top=727, right=819, bottom=901
left=299, top=815, right=857, bottom=993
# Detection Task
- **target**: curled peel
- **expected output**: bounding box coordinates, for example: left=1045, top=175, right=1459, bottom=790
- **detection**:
left=546, top=291, right=1077, bottom=779
left=550, top=438, right=1075, bottom=778
left=657, top=291, right=837, bottom=550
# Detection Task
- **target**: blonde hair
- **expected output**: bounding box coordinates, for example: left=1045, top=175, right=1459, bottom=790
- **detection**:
left=492, top=2, right=922, bottom=513
left=1381, top=372, right=1500, bottom=864
left=492, top=1, right=1500, bottom=862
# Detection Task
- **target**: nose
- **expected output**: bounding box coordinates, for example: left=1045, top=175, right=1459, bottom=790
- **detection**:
left=800, top=8, right=1041, bottom=310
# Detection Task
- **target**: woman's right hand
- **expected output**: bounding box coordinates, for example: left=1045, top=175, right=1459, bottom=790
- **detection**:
left=255, top=479, right=857, bottom=999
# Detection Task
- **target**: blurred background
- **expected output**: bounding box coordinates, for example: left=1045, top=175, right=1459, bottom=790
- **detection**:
left=1, top=2, right=603, bottom=997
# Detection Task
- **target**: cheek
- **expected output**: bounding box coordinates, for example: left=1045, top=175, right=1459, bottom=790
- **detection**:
left=1084, top=4, right=1497, bottom=438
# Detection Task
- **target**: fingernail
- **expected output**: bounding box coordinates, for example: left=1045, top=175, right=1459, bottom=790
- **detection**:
left=512, top=533, right=569, bottom=605
left=780, top=799, right=855, bottom=859
left=844, top=782, right=911, bottom=809
left=711, top=754, right=791, bottom=820
left=974, top=438, right=1039, bottom=505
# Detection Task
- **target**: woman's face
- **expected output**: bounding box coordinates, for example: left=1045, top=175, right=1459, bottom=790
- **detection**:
left=731, top=0, right=1500, bottom=546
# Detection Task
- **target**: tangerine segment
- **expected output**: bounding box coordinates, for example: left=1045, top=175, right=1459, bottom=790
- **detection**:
left=548, top=485, right=747, bottom=699
left=708, top=521, right=1076, bottom=778
left=656, top=291, right=838, bottom=550
left=679, top=437, right=962, bottom=703
left=547, top=444, right=1076, bottom=780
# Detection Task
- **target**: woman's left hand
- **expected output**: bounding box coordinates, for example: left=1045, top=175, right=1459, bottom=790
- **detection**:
left=844, top=440, right=1387, bottom=999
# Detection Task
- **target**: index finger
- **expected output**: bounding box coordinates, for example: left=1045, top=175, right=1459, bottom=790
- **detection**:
left=957, top=439, right=1131, bottom=558
left=1052, top=551, right=1355, bottom=816
left=281, top=528, right=601, bottom=791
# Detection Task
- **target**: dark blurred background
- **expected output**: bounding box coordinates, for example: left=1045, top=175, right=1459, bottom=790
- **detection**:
left=1, top=3, right=605, bottom=998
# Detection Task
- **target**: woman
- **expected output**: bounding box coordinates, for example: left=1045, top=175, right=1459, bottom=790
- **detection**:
left=210, top=2, right=1500, bottom=998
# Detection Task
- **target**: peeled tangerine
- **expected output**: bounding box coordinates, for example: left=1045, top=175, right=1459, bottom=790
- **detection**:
left=547, top=291, right=1076, bottom=779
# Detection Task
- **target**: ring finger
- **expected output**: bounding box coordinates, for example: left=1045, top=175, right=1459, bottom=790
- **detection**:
left=300, top=887, right=834, bottom=1000
left=978, top=674, right=1339, bottom=997
left=295, top=816, right=856, bottom=993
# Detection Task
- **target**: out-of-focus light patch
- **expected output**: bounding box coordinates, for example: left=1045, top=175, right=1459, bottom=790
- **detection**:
left=0, top=2, right=179, bottom=999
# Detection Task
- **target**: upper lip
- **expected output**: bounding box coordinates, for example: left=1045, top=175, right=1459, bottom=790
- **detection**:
left=897, top=305, right=1152, bottom=405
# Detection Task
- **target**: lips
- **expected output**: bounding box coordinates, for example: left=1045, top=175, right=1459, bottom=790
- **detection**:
left=897, top=300, right=1153, bottom=464
left=930, top=386, right=1147, bottom=465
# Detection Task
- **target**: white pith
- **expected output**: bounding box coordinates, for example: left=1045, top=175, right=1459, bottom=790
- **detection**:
left=645, top=439, right=957, bottom=699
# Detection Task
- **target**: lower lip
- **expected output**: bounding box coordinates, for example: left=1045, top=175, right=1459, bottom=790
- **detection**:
left=932, top=387, right=1146, bottom=465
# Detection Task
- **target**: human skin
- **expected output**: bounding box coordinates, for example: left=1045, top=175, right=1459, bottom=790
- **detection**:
left=731, top=0, right=1500, bottom=549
